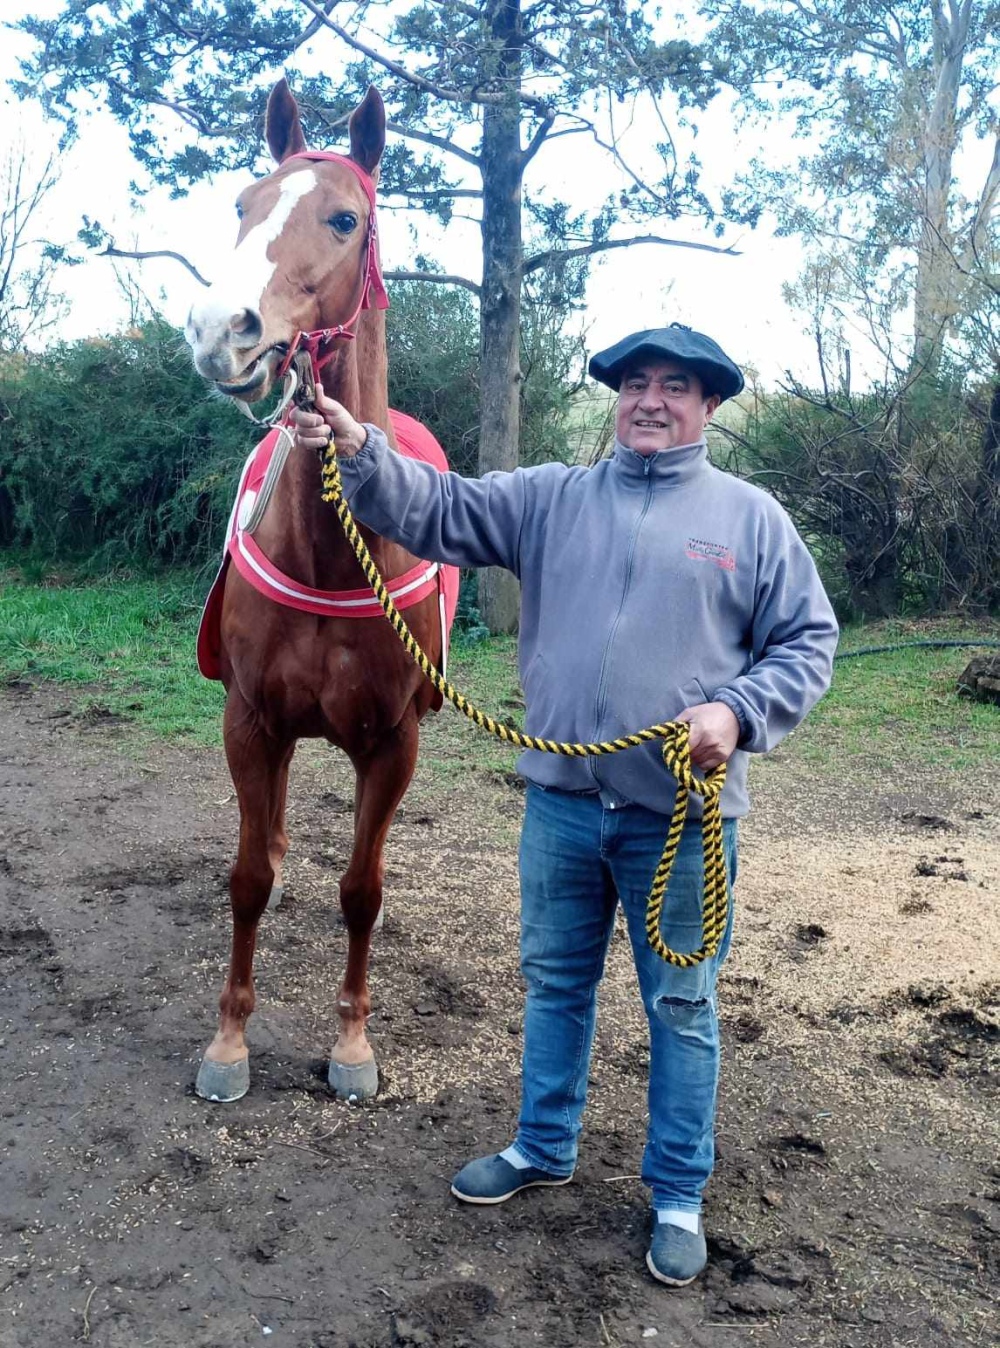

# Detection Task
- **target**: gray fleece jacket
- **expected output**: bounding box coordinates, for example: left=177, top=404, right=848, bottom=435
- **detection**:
left=339, top=428, right=839, bottom=818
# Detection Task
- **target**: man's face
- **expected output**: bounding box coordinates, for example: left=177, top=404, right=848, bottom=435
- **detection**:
left=615, top=360, right=721, bottom=455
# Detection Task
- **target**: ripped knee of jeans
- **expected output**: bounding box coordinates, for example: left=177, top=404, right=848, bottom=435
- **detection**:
left=652, top=990, right=715, bottom=1023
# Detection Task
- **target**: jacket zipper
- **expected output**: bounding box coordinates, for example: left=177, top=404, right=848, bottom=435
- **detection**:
left=589, top=456, right=654, bottom=787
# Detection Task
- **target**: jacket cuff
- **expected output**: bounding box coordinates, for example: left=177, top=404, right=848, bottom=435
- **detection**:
left=713, top=691, right=753, bottom=748
left=337, top=422, right=386, bottom=492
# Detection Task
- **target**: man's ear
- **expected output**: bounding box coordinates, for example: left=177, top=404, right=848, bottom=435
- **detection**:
left=704, top=394, right=722, bottom=422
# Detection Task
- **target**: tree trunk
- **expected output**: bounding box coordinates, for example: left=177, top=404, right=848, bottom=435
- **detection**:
left=939, top=382, right=1000, bottom=609
left=477, top=0, right=524, bottom=634
left=843, top=523, right=902, bottom=617
left=976, top=382, right=1000, bottom=609
left=910, top=0, right=970, bottom=377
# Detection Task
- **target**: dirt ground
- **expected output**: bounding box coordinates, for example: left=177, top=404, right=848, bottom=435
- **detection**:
left=0, top=679, right=997, bottom=1348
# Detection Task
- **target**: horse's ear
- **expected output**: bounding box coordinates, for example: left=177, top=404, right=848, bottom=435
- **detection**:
left=266, top=77, right=307, bottom=163
left=349, top=87, right=385, bottom=178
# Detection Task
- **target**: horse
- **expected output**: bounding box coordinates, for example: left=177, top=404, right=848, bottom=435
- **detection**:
left=184, top=77, right=456, bottom=1104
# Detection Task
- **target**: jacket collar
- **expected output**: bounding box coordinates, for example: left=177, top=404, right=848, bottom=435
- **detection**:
left=611, top=437, right=708, bottom=485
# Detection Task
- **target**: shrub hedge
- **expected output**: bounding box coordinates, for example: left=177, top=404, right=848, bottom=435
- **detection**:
left=0, top=285, right=579, bottom=572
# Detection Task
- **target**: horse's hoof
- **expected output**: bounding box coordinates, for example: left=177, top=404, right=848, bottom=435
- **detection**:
left=195, top=1055, right=250, bottom=1103
left=328, top=1056, right=379, bottom=1101
left=267, top=884, right=284, bottom=910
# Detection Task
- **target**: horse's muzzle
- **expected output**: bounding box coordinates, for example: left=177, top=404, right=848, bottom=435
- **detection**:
left=210, top=348, right=283, bottom=402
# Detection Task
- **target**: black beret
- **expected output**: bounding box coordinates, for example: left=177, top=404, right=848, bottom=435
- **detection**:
left=588, top=323, right=744, bottom=400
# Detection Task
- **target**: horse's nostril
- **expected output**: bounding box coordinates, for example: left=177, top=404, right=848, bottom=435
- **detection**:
left=230, top=309, right=263, bottom=346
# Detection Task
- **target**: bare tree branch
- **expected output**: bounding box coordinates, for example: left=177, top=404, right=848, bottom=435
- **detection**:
left=523, top=233, right=740, bottom=273
left=385, top=120, right=480, bottom=167
left=297, top=0, right=554, bottom=114
left=96, top=251, right=484, bottom=297
left=382, top=185, right=482, bottom=202
left=98, top=244, right=211, bottom=287
left=296, top=0, right=490, bottom=105
left=968, top=130, right=1000, bottom=260
left=105, top=76, right=238, bottom=138
left=521, top=113, right=555, bottom=168
left=0, top=140, right=66, bottom=349
left=383, top=268, right=481, bottom=295
left=553, top=109, right=681, bottom=210
left=377, top=203, right=482, bottom=224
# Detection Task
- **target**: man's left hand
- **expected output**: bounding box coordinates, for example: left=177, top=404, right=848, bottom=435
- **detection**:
left=675, top=701, right=740, bottom=771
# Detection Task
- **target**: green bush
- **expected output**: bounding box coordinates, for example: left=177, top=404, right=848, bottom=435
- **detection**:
left=385, top=280, right=581, bottom=475
left=0, top=320, right=252, bottom=567
left=1, top=290, right=584, bottom=578
left=722, top=372, right=999, bottom=617
left=385, top=285, right=482, bottom=476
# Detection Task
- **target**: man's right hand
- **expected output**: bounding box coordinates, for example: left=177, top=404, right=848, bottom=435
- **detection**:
left=675, top=701, right=740, bottom=771
left=290, top=383, right=368, bottom=458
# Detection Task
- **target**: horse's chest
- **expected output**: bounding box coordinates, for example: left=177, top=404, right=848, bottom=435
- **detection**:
left=238, top=635, right=405, bottom=746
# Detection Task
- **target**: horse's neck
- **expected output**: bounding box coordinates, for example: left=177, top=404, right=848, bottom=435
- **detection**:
left=321, top=314, right=391, bottom=429
left=261, top=313, right=404, bottom=585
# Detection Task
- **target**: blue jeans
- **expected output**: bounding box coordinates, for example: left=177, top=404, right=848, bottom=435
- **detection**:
left=514, top=785, right=737, bottom=1212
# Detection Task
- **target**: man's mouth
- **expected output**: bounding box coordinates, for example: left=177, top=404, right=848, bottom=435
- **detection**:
left=634, top=420, right=668, bottom=429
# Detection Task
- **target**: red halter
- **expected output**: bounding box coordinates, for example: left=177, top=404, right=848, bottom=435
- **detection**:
left=274, top=151, right=390, bottom=383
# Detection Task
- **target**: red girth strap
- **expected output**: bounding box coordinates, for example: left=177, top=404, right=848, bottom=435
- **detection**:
left=275, top=151, right=390, bottom=383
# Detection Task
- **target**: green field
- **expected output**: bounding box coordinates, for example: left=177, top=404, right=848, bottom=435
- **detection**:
left=0, top=572, right=996, bottom=774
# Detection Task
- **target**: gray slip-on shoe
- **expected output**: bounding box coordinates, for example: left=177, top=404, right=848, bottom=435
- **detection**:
left=450, top=1152, right=573, bottom=1206
left=646, top=1216, right=707, bottom=1287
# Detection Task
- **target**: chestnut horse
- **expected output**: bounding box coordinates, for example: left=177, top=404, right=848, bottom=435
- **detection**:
left=185, top=79, right=449, bottom=1104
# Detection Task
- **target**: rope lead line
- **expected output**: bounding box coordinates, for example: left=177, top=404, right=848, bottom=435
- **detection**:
left=320, top=445, right=728, bottom=967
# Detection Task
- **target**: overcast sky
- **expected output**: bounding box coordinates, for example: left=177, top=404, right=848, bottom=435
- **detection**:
left=5, top=3, right=837, bottom=387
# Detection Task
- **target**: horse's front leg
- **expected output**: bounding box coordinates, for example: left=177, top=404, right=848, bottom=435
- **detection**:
left=265, top=744, right=295, bottom=910
left=328, top=713, right=419, bottom=1100
left=196, top=693, right=291, bottom=1102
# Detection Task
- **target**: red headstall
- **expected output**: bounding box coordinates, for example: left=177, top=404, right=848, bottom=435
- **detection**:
left=274, top=151, right=390, bottom=384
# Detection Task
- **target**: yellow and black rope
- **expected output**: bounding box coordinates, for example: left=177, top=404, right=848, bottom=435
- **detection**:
left=321, top=445, right=729, bottom=967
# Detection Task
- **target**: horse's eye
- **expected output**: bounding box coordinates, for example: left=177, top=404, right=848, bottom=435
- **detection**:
left=329, top=212, right=358, bottom=234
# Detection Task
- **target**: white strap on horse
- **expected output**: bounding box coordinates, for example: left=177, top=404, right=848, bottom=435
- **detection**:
left=238, top=424, right=294, bottom=536
left=230, top=362, right=302, bottom=536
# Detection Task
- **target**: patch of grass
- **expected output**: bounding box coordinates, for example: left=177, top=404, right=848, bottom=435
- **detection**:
left=0, top=573, right=525, bottom=760
left=427, top=617, right=1000, bottom=782
left=418, top=633, right=522, bottom=783
left=0, top=573, right=224, bottom=744
left=797, top=616, right=1000, bottom=773
left=1, top=575, right=996, bottom=778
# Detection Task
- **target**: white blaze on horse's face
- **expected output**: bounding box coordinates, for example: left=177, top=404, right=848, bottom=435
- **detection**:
left=185, top=169, right=319, bottom=396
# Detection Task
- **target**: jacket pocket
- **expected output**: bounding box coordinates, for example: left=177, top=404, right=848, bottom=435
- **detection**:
left=674, top=676, right=710, bottom=715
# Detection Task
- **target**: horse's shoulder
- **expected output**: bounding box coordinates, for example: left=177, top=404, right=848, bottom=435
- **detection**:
left=387, top=408, right=448, bottom=473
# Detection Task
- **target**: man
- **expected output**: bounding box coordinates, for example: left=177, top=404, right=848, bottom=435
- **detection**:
left=292, top=323, right=838, bottom=1286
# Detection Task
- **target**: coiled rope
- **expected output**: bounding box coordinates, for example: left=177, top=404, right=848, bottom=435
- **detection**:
left=318, top=444, right=728, bottom=967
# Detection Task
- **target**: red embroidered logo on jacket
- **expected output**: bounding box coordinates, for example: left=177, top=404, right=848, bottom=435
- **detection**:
left=686, top=537, right=736, bottom=571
